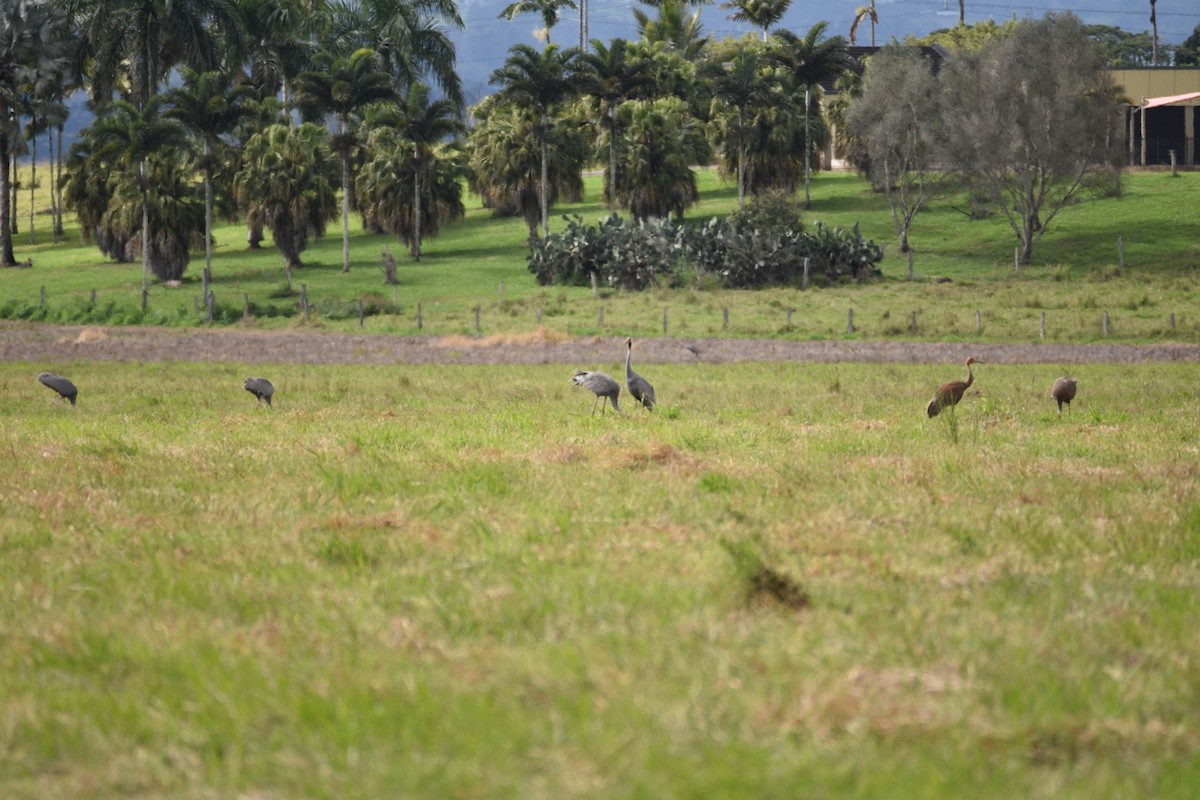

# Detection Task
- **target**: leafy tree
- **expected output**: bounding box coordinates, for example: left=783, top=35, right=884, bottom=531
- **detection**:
left=615, top=97, right=708, bottom=222
left=847, top=46, right=945, bottom=280
left=913, top=18, right=1020, bottom=54
left=940, top=12, right=1122, bottom=265
left=703, top=44, right=775, bottom=207
left=86, top=97, right=190, bottom=294
left=295, top=49, right=396, bottom=272
left=1178, top=23, right=1200, bottom=66
left=1085, top=24, right=1159, bottom=66
left=578, top=37, right=655, bottom=214
left=166, top=68, right=251, bottom=282
left=489, top=43, right=588, bottom=238
left=234, top=122, right=338, bottom=270
left=721, top=0, right=790, bottom=42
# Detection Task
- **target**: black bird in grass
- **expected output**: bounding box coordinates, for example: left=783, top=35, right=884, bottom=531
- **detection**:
left=1052, top=376, right=1077, bottom=415
left=38, top=372, right=77, bottom=405
left=572, top=370, right=621, bottom=416
left=244, top=376, right=275, bottom=406
left=624, top=337, right=656, bottom=411
left=927, top=357, right=983, bottom=418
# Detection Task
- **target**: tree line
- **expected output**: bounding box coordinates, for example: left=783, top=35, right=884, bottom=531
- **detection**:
left=0, top=0, right=1184, bottom=284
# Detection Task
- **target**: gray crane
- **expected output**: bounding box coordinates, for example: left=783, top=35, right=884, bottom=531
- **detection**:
left=572, top=370, right=621, bottom=415
left=1052, top=376, right=1077, bottom=415
left=624, top=337, right=656, bottom=411
left=244, top=377, right=275, bottom=406
left=38, top=372, right=77, bottom=405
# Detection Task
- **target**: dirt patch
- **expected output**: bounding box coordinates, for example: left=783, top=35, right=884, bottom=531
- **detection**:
left=2, top=321, right=1198, bottom=366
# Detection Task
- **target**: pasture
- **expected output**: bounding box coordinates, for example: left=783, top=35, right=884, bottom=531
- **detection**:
left=2, top=359, right=1199, bottom=798
left=2, top=166, right=1199, bottom=342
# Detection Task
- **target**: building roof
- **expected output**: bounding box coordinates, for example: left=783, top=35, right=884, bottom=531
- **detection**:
left=1141, top=91, right=1200, bottom=109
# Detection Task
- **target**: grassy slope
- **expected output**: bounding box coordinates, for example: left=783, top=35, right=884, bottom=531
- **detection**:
left=2, top=361, right=1199, bottom=798
left=2, top=167, right=1198, bottom=341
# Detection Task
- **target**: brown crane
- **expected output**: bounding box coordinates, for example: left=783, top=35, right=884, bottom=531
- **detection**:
left=926, top=357, right=983, bottom=418
left=1052, top=376, right=1077, bottom=414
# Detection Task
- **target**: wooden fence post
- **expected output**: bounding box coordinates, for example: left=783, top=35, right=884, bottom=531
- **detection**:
left=300, top=284, right=308, bottom=319
left=847, top=308, right=855, bottom=333
left=206, top=292, right=214, bottom=323
left=975, top=310, right=981, bottom=334
left=417, top=302, right=422, bottom=330
left=597, top=306, right=604, bottom=326
left=473, top=305, right=481, bottom=333
left=90, top=289, right=97, bottom=307
left=1170, top=312, right=1176, bottom=332
left=787, top=308, right=794, bottom=327
left=244, top=293, right=251, bottom=320
left=1103, top=311, right=1109, bottom=336
left=1040, top=312, right=1046, bottom=339
left=358, top=299, right=365, bottom=327
left=662, top=307, right=669, bottom=335
left=536, top=307, right=543, bottom=326
left=910, top=311, right=917, bottom=334
left=722, top=307, right=729, bottom=329
left=802, top=257, right=810, bottom=290
left=1118, top=235, right=1125, bottom=270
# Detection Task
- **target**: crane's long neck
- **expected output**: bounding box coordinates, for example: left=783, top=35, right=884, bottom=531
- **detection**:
left=625, top=344, right=633, bottom=380
left=963, top=363, right=974, bottom=389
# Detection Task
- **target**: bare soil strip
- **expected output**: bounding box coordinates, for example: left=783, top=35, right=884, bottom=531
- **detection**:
left=2, top=322, right=1197, bottom=366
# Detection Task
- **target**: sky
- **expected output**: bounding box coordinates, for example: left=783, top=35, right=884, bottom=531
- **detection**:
left=450, top=0, right=1200, bottom=104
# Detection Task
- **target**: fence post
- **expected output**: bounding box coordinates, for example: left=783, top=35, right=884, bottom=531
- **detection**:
left=244, top=293, right=251, bottom=320
left=975, top=310, right=981, bottom=334
left=787, top=308, right=794, bottom=327
left=1040, top=312, right=1046, bottom=339
left=417, top=302, right=422, bottom=330
left=1103, top=311, right=1109, bottom=336
left=847, top=308, right=855, bottom=333
left=1014, top=247, right=1020, bottom=273
left=910, top=311, right=917, bottom=334
left=39, top=285, right=44, bottom=306
left=1170, top=149, right=1178, bottom=177
left=1170, top=312, right=1176, bottom=332
left=662, top=307, right=669, bottom=335
left=300, top=284, right=308, bottom=319
left=473, top=305, right=481, bottom=334
left=206, top=291, right=214, bottom=323
left=591, top=271, right=600, bottom=300
left=1118, top=235, right=1125, bottom=270
left=597, top=306, right=604, bottom=326
left=358, top=299, right=365, bottom=327
left=722, top=307, right=729, bottom=329
left=536, top=307, right=543, bottom=326
left=90, top=289, right=97, bottom=307
left=802, top=257, right=810, bottom=290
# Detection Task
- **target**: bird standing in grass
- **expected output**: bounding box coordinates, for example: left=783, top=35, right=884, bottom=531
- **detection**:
left=624, top=338, right=656, bottom=412
left=1052, top=376, right=1077, bottom=415
left=38, top=372, right=77, bottom=406
left=572, top=370, right=621, bottom=416
left=927, top=357, right=983, bottom=418
left=244, top=377, right=275, bottom=406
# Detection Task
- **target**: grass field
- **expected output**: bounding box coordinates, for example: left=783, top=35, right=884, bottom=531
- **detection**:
left=3, top=360, right=1199, bottom=798
left=2, top=166, right=1198, bottom=342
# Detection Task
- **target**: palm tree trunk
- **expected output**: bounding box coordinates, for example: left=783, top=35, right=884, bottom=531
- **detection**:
left=540, top=116, right=549, bottom=239
left=341, top=120, right=350, bottom=273
left=737, top=110, right=745, bottom=208
left=141, top=159, right=149, bottom=304
left=54, top=123, right=64, bottom=238
left=0, top=133, right=13, bottom=265
left=11, top=152, right=18, bottom=237
left=29, top=131, right=36, bottom=245
left=48, top=126, right=57, bottom=243
left=803, top=88, right=812, bottom=209
left=204, top=139, right=213, bottom=282
left=608, top=106, right=617, bottom=215
left=412, top=143, right=421, bottom=261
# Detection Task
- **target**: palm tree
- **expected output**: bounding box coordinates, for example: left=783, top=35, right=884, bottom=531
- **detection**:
left=385, top=82, right=463, bottom=259
left=633, top=0, right=708, bottom=61
left=850, top=2, right=878, bottom=47
left=489, top=43, right=587, bottom=239
left=238, top=0, right=320, bottom=119
left=705, top=46, right=774, bottom=207
left=294, top=48, right=396, bottom=272
left=0, top=0, right=67, bottom=265
left=328, top=0, right=464, bottom=110
left=615, top=97, right=707, bottom=222
left=498, top=0, right=577, bottom=47
left=233, top=122, right=338, bottom=270
left=166, top=68, right=250, bottom=283
left=67, top=0, right=246, bottom=110
left=721, top=0, right=791, bottom=42
left=87, top=97, right=189, bottom=301
left=579, top=37, right=655, bottom=215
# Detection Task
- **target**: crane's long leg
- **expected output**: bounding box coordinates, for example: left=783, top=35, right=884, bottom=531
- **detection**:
left=591, top=395, right=600, bottom=416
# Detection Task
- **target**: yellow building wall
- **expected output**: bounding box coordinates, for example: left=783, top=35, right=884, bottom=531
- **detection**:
left=1108, top=69, right=1200, bottom=104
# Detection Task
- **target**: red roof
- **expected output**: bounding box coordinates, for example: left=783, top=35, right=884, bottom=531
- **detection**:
left=1142, top=92, right=1200, bottom=109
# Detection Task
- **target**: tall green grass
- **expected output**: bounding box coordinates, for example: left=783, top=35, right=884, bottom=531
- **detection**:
left=2, top=361, right=1199, bottom=798
left=2, top=165, right=1198, bottom=341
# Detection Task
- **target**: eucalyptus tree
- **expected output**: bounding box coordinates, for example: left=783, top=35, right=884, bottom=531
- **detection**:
left=328, top=0, right=464, bottom=110
left=233, top=122, right=338, bottom=270
left=846, top=47, right=944, bottom=280
left=721, top=0, right=790, bottom=42
left=166, top=68, right=251, bottom=282
left=294, top=48, right=396, bottom=272
left=498, top=0, right=577, bottom=47
left=86, top=97, right=190, bottom=297
left=579, top=37, right=655, bottom=215
left=940, top=12, right=1121, bottom=264
left=615, top=97, right=707, bottom=222
left=489, top=42, right=589, bottom=238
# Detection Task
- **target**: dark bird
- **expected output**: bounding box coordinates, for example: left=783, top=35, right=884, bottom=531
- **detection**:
left=1052, top=376, right=1077, bottom=414
left=927, top=357, right=983, bottom=418
left=37, top=372, right=77, bottom=405
left=624, top=337, right=656, bottom=411
left=572, top=370, right=621, bottom=416
left=244, top=376, right=275, bottom=406
left=684, top=344, right=701, bottom=360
